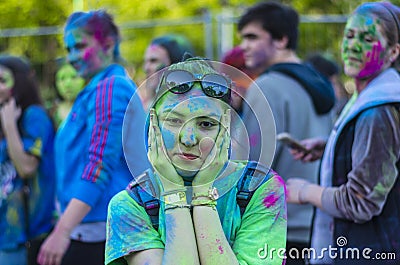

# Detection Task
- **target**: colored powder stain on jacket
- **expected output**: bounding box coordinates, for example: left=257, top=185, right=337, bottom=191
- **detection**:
left=263, top=176, right=286, bottom=208
left=249, top=133, right=259, bottom=147
left=6, top=208, right=18, bottom=225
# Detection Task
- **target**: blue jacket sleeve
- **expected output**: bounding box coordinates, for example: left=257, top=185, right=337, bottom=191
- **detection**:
left=73, top=75, right=145, bottom=207
left=20, top=106, right=54, bottom=158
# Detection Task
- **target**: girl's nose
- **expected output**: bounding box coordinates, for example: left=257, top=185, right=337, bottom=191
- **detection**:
left=348, top=38, right=362, bottom=53
left=179, top=124, right=198, bottom=147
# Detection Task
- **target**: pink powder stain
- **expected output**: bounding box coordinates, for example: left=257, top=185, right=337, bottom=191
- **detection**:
left=263, top=193, right=279, bottom=208
left=83, top=47, right=95, bottom=61
left=216, top=239, right=224, bottom=254
left=358, top=42, right=384, bottom=78
left=218, top=245, right=224, bottom=254
left=275, top=175, right=288, bottom=198
left=249, top=133, right=259, bottom=147
left=94, top=31, right=103, bottom=43
left=149, top=44, right=161, bottom=51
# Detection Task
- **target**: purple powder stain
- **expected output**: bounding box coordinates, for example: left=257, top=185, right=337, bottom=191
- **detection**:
left=218, top=245, right=224, bottom=254
left=358, top=42, right=384, bottom=78
left=275, top=175, right=288, bottom=197
left=263, top=193, right=279, bottom=208
left=82, top=45, right=95, bottom=61
left=216, top=239, right=224, bottom=254
left=263, top=175, right=286, bottom=208
left=249, top=133, right=259, bottom=147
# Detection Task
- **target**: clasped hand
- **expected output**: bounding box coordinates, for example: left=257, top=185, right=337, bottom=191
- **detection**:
left=0, top=98, right=21, bottom=130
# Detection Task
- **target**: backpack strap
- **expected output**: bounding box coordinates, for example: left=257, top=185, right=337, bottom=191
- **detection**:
left=126, top=171, right=160, bottom=230
left=236, top=161, right=273, bottom=216
left=127, top=162, right=274, bottom=230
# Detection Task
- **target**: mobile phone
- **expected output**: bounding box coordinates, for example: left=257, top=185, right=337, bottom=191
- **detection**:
left=276, top=132, right=310, bottom=153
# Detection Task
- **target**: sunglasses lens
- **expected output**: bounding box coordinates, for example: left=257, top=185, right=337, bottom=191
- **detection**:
left=165, top=70, right=193, bottom=94
left=202, top=74, right=229, bottom=98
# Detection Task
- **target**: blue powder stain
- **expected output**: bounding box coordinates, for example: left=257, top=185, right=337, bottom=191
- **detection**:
left=365, top=16, right=374, bottom=26
left=162, top=129, right=175, bottom=150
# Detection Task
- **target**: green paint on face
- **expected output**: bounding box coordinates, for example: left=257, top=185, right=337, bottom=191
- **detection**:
left=341, top=13, right=389, bottom=79
left=56, top=64, right=85, bottom=101
left=0, top=66, right=14, bottom=90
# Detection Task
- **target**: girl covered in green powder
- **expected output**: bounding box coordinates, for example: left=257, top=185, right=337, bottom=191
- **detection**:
left=105, top=58, right=287, bottom=265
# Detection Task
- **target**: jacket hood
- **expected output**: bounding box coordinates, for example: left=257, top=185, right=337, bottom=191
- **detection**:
left=265, top=63, right=336, bottom=114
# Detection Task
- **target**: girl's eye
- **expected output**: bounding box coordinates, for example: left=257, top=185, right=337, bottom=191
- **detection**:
left=199, top=120, right=218, bottom=129
left=345, top=31, right=354, bottom=39
left=75, top=43, right=87, bottom=51
left=165, top=117, right=182, bottom=125
left=364, top=35, right=374, bottom=42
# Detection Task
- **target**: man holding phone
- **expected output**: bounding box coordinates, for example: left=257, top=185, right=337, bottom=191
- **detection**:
left=238, top=2, right=335, bottom=264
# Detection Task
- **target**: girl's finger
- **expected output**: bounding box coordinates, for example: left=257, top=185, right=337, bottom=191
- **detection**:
left=218, top=109, right=231, bottom=156
left=152, top=111, right=173, bottom=164
left=216, top=112, right=227, bottom=149
left=148, top=110, right=154, bottom=148
left=148, top=109, right=158, bottom=161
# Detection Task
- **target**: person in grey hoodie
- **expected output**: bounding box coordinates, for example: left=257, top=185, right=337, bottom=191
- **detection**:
left=238, top=2, right=335, bottom=264
left=287, top=2, right=400, bottom=264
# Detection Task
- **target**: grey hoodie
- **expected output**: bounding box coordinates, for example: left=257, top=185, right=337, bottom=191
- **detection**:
left=240, top=62, right=335, bottom=244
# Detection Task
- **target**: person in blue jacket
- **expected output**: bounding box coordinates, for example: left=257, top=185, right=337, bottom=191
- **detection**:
left=37, top=10, right=149, bottom=265
left=0, top=55, right=56, bottom=265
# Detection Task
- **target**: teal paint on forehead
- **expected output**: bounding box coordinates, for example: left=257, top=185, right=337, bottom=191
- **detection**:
left=157, top=86, right=222, bottom=114
left=365, top=16, right=374, bottom=26
left=187, top=97, right=214, bottom=113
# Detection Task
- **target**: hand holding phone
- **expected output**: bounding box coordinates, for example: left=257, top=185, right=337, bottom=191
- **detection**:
left=276, top=132, right=310, bottom=153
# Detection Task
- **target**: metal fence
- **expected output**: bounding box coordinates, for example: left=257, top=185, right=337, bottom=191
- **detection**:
left=0, top=12, right=348, bottom=91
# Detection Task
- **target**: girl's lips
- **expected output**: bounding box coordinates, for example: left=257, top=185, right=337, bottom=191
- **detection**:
left=177, top=153, right=199, bottom=160
left=347, top=55, right=362, bottom=63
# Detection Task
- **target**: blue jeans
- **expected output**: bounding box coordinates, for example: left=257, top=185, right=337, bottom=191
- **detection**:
left=0, top=245, right=26, bottom=265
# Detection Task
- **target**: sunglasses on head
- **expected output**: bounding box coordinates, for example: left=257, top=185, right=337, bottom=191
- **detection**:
left=160, top=69, right=231, bottom=103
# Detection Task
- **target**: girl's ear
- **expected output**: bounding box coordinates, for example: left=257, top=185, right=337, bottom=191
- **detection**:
left=389, top=43, right=400, bottom=63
